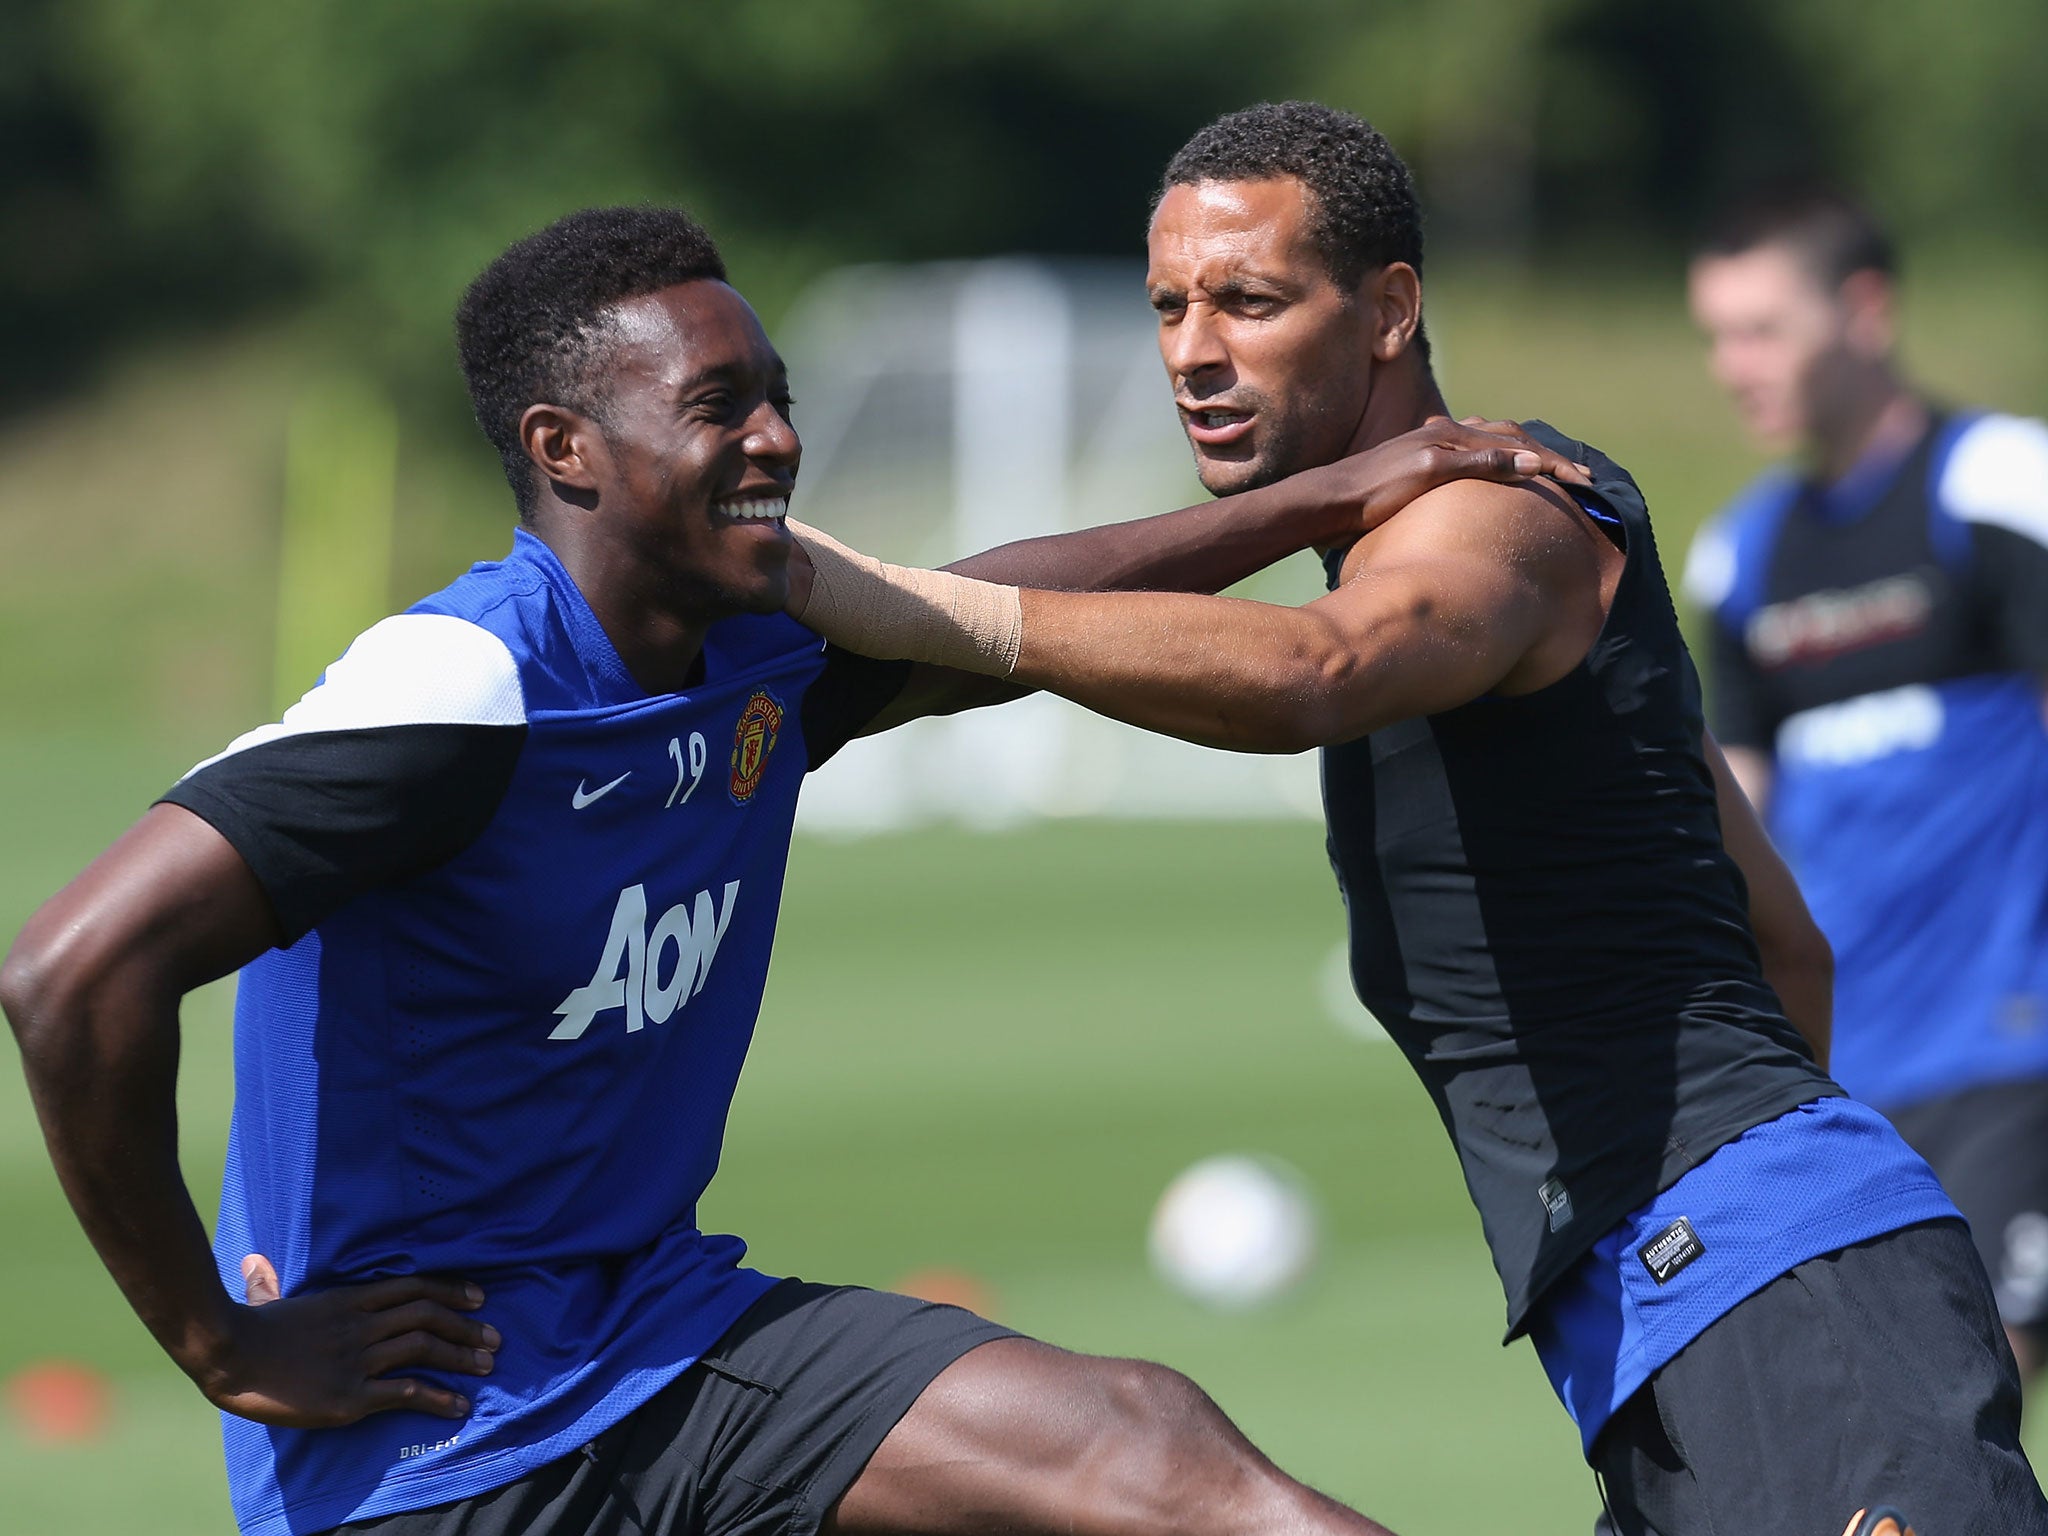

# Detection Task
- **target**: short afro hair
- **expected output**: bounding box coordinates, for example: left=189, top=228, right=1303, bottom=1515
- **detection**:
left=1695, top=182, right=1897, bottom=291
left=456, top=205, right=728, bottom=516
left=1158, top=101, right=1428, bottom=359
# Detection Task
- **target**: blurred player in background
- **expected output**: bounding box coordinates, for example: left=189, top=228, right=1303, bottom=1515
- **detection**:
left=1684, top=185, right=2048, bottom=1383
left=785, top=103, right=2048, bottom=1533
left=0, top=202, right=1594, bottom=1536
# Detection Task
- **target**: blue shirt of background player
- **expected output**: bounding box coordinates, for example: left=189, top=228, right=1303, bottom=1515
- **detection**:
left=161, top=530, right=907, bottom=1536
left=1682, top=411, right=2048, bottom=1112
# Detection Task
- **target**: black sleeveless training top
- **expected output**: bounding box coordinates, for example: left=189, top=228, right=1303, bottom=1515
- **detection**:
left=1320, top=421, right=1840, bottom=1338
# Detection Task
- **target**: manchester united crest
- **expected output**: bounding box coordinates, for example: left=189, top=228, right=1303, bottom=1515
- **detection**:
left=728, top=689, right=785, bottom=804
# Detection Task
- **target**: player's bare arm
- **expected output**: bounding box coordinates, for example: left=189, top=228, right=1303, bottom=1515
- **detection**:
left=840, top=417, right=1593, bottom=733
left=1001, top=477, right=1615, bottom=751
left=944, top=415, right=1589, bottom=592
left=1702, top=731, right=1833, bottom=1067
left=1718, top=741, right=1775, bottom=814
left=0, top=805, right=499, bottom=1429
left=794, top=475, right=1619, bottom=753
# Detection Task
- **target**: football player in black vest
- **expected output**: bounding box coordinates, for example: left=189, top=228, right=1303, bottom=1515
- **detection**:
left=786, top=104, right=2048, bottom=1533
left=1685, top=184, right=2048, bottom=1393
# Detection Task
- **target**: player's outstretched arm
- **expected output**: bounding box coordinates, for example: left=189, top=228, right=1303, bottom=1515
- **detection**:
left=0, top=807, right=500, bottom=1428
left=941, top=416, right=1589, bottom=592
left=1003, top=485, right=1579, bottom=750
left=832, top=418, right=1590, bottom=735
left=1702, top=731, right=1833, bottom=1067
left=793, top=478, right=1602, bottom=753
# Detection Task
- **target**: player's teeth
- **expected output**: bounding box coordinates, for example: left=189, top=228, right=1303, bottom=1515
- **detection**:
left=725, top=498, right=788, bottom=520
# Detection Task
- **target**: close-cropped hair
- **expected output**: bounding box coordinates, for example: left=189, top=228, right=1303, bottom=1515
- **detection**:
left=1160, top=101, right=1428, bottom=358
left=1696, top=183, right=1897, bottom=292
left=456, top=206, right=728, bottom=517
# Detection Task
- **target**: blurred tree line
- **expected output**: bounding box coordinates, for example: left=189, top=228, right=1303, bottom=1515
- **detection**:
left=6, top=0, right=2043, bottom=416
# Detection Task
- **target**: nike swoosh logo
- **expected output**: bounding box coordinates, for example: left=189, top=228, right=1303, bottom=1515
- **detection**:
left=572, top=771, right=631, bottom=810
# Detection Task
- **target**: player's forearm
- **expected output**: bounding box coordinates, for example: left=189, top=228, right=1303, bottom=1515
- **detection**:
left=791, top=511, right=1538, bottom=751
left=1007, top=588, right=1373, bottom=753
left=3, top=950, right=242, bottom=1387
left=943, top=475, right=1342, bottom=595
left=825, top=422, right=1593, bottom=730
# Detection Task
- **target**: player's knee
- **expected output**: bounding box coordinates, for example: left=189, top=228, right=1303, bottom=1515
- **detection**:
left=1097, top=1357, right=1210, bottom=1440
left=1079, top=1358, right=1281, bottom=1536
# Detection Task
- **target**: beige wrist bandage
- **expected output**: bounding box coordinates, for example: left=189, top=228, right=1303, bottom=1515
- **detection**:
left=788, top=520, right=1024, bottom=677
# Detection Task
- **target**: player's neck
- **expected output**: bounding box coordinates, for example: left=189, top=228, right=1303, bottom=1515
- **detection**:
left=572, top=561, right=714, bottom=696
left=529, top=517, right=715, bottom=694
left=1807, top=370, right=1923, bottom=486
left=1343, top=361, right=1449, bottom=457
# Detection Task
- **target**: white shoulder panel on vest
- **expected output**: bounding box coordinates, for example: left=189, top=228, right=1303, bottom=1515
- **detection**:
left=1681, top=517, right=1737, bottom=611
left=182, top=614, right=525, bottom=777
left=1941, top=413, right=2048, bottom=550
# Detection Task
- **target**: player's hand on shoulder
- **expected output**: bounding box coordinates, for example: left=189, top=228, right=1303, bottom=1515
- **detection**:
left=1303, top=415, right=1592, bottom=542
left=1330, top=467, right=1593, bottom=586
left=194, top=1253, right=500, bottom=1429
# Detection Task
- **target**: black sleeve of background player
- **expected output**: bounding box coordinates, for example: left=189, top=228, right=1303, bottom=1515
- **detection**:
left=1703, top=615, right=1775, bottom=753
left=1972, top=523, right=2048, bottom=674
left=801, top=646, right=916, bottom=770
left=159, top=724, right=526, bottom=943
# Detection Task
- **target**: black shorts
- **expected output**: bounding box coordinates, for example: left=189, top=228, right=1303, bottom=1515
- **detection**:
left=1591, top=1220, right=2047, bottom=1536
left=324, top=1280, right=1017, bottom=1536
left=1888, top=1075, right=2048, bottom=1336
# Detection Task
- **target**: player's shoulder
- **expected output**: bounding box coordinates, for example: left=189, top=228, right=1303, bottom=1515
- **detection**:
left=176, top=608, right=527, bottom=796
left=1701, top=463, right=1803, bottom=552
left=1409, top=475, right=1607, bottom=567
left=408, top=534, right=557, bottom=661
left=1936, top=411, right=2048, bottom=547
left=1336, top=477, right=1591, bottom=591
left=1397, top=474, right=1585, bottom=539
left=277, top=612, right=527, bottom=736
left=1681, top=466, right=1801, bottom=614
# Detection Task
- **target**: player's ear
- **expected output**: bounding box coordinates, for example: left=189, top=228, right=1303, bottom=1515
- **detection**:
left=1838, top=268, right=1895, bottom=361
left=1366, top=262, right=1423, bottom=362
left=520, top=402, right=605, bottom=496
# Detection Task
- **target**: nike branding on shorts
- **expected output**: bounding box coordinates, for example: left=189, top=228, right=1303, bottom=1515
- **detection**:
left=1539, top=1176, right=1574, bottom=1232
left=572, top=771, right=631, bottom=809
left=1639, top=1216, right=1706, bottom=1284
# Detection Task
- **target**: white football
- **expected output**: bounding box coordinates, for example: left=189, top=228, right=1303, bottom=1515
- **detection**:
left=1147, top=1154, right=1319, bottom=1309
